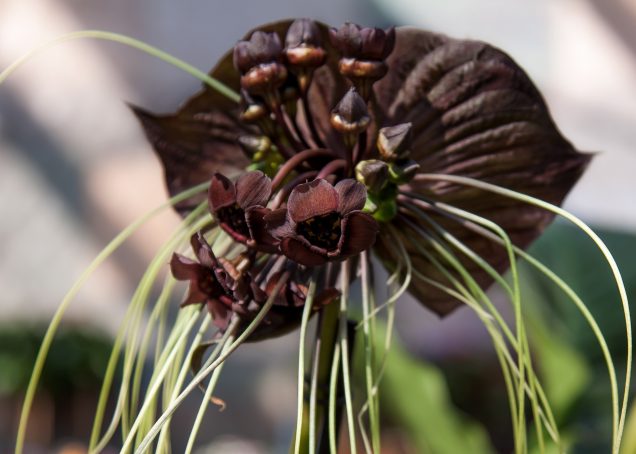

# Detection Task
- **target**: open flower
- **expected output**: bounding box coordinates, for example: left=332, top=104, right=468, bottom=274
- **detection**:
left=171, top=231, right=337, bottom=340
left=267, top=178, right=378, bottom=266
left=208, top=170, right=277, bottom=252
left=134, top=18, right=589, bottom=317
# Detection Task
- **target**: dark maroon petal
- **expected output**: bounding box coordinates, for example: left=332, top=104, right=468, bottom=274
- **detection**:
left=235, top=171, right=272, bottom=209
left=335, top=179, right=367, bottom=214
left=245, top=206, right=279, bottom=252
left=338, top=212, right=379, bottom=257
left=372, top=27, right=590, bottom=314
left=329, top=23, right=362, bottom=57
left=170, top=253, right=202, bottom=281
left=129, top=39, right=249, bottom=216
left=190, top=231, right=217, bottom=268
left=264, top=207, right=295, bottom=240
left=208, top=173, right=237, bottom=211
left=287, top=179, right=338, bottom=222
left=280, top=237, right=328, bottom=267
left=181, top=287, right=208, bottom=307
left=207, top=299, right=232, bottom=330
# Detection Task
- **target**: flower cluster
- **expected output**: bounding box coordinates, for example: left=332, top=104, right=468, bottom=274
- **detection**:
left=132, top=18, right=589, bottom=334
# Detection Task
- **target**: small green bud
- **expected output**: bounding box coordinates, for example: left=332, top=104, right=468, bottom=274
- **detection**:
left=355, top=159, right=389, bottom=194
left=388, top=159, right=420, bottom=184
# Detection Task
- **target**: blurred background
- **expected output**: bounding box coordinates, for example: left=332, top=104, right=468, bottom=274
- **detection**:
left=1, top=0, right=635, bottom=452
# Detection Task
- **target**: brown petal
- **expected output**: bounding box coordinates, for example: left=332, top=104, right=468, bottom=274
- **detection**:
left=335, top=179, right=367, bottom=214
left=264, top=207, right=295, bottom=240
left=287, top=179, right=338, bottom=222
left=280, top=237, right=328, bottom=267
left=235, top=171, right=272, bottom=209
left=190, top=231, right=217, bottom=268
left=338, top=211, right=379, bottom=257
left=208, top=173, right=237, bottom=211
left=245, top=206, right=279, bottom=252
left=129, top=38, right=249, bottom=216
left=372, top=28, right=591, bottom=314
left=207, top=299, right=232, bottom=330
left=170, top=253, right=202, bottom=281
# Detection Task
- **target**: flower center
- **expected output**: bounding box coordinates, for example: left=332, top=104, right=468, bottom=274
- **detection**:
left=297, top=212, right=342, bottom=251
left=218, top=203, right=250, bottom=238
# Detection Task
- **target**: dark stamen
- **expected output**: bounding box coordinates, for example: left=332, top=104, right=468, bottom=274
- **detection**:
left=217, top=203, right=250, bottom=238
left=297, top=212, right=342, bottom=251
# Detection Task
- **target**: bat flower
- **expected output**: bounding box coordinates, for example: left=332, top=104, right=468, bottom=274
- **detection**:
left=171, top=231, right=337, bottom=340
left=134, top=18, right=590, bottom=318
left=266, top=178, right=379, bottom=267
left=208, top=170, right=277, bottom=252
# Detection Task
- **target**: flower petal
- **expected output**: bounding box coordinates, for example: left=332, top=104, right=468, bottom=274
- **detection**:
left=129, top=43, right=249, bottom=215
left=264, top=207, right=295, bottom=240
left=190, top=231, right=217, bottom=268
left=170, top=253, right=201, bottom=281
left=338, top=211, right=379, bottom=257
left=235, top=171, right=272, bottom=209
left=245, top=206, right=279, bottom=252
left=208, top=173, right=236, bottom=212
left=280, top=237, right=328, bottom=267
left=373, top=28, right=591, bottom=314
left=287, top=179, right=338, bottom=222
left=335, top=179, right=367, bottom=214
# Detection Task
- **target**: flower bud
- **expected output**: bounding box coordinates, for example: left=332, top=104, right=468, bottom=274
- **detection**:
left=355, top=159, right=389, bottom=194
left=285, top=19, right=327, bottom=68
left=330, top=88, right=370, bottom=134
left=233, top=31, right=283, bottom=73
left=389, top=159, right=420, bottom=184
left=377, top=123, right=412, bottom=161
left=234, top=31, right=288, bottom=95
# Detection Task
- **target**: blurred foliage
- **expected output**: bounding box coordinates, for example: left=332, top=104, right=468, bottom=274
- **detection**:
left=0, top=324, right=112, bottom=396
left=370, top=324, right=495, bottom=453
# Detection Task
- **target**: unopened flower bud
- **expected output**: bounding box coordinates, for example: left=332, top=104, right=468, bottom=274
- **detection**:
left=389, top=159, right=420, bottom=184
left=234, top=31, right=288, bottom=95
left=239, top=91, right=268, bottom=123
left=285, top=19, right=327, bottom=68
left=378, top=123, right=412, bottom=161
left=355, top=159, right=389, bottom=194
left=330, top=88, right=370, bottom=134
left=234, top=31, right=284, bottom=73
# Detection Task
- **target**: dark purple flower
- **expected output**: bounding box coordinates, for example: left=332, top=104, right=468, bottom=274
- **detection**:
left=208, top=171, right=277, bottom=252
left=171, top=232, right=338, bottom=340
left=267, top=179, right=379, bottom=267
left=135, top=19, right=590, bottom=316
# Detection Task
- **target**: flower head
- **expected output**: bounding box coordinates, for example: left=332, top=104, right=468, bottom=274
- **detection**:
left=134, top=19, right=590, bottom=318
left=266, top=178, right=378, bottom=266
left=208, top=170, right=277, bottom=252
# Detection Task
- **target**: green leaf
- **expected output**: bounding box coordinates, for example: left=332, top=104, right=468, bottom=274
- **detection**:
left=375, top=326, right=494, bottom=454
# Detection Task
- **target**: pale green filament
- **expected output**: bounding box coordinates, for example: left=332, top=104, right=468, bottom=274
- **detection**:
left=15, top=182, right=208, bottom=454
left=339, top=260, right=357, bottom=454
left=401, top=202, right=551, bottom=451
left=90, top=204, right=210, bottom=452
left=328, top=343, right=342, bottom=454
left=183, top=329, right=236, bottom=454
left=360, top=251, right=381, bottom=454
left=134, top=272, right=291, bottom=453
left=413, top=173, right=631, bottom=453
left=406, top=202, right=559, bottom=442
left=294, top=273, right=319, bottom=454
left=0, top=31, right=240, bottom=102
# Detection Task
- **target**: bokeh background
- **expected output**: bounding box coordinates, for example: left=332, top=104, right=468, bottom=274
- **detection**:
left=1, top=0, right=635, bottom=452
